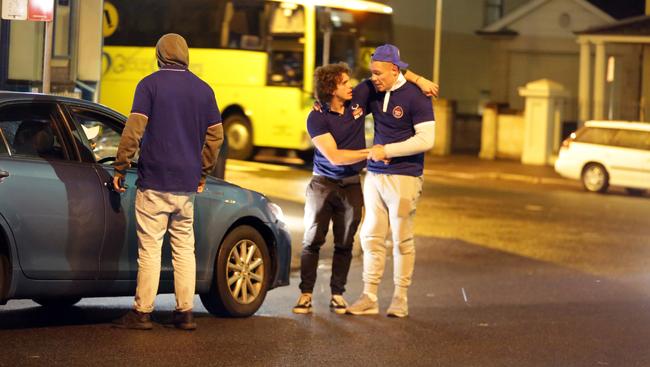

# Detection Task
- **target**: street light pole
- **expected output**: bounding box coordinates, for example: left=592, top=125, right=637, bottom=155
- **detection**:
left=433, top=0, right=442, bottom=84
left=42, top=19, right=53, bottom=94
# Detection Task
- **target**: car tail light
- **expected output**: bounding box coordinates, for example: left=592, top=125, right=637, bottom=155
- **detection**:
left=561, top=133, right=576, bottom=150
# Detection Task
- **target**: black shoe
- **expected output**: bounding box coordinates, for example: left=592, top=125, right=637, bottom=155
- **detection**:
left=329, top=295, right=348, bottom=315
left=112, top=310, right=153, bottom=330
left=172, top=310, right=197, bottom=330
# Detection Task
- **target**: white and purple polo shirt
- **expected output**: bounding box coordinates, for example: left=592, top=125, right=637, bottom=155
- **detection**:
left=356, top=79, right=434, bottom=177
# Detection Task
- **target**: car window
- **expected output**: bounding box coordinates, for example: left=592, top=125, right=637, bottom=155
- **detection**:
left=0, top=103, right=68, bottom=160
left=69, top=108, right=131, bottom=164
left=610, top=129, right=650, bottom=151
left=575, top=127, right=617, bottom=146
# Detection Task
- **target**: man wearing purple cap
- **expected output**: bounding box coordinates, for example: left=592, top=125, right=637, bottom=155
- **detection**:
left=346, top=44, right=435, bottom=318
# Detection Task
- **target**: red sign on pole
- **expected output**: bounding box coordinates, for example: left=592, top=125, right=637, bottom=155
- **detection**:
left=27, top=0, right=54, bottom=21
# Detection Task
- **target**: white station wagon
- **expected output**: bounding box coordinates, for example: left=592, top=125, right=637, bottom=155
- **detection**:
left=554, top=120, right=650, bottom=195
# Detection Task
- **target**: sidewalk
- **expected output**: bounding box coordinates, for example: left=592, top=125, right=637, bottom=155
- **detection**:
left=422, top=154, right=580, bottom=187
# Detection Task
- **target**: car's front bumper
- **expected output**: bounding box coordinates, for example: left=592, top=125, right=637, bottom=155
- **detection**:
left=270, top=222, right=291, bottom=289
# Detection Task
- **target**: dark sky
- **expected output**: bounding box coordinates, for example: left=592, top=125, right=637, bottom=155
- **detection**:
left=589, top=0, right=646, bottom=19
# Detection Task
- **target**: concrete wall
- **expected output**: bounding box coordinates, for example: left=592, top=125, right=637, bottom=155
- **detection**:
left=479, top=105, right=524, bottom=160
left=496, top=113, right=524, bottom=158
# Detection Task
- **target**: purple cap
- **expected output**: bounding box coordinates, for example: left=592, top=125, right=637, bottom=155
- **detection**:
left=371, top=44, right=409, bottom=69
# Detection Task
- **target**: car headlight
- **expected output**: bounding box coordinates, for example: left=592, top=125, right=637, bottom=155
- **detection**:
left=267, top=202, right=285, bottom=223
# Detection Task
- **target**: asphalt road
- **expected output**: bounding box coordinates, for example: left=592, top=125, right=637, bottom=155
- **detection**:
left=1, top=160, right=650, bottom=366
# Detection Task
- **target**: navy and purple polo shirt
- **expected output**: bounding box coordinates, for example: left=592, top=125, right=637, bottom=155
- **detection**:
left=131, top=65, right=221, bottom=192
left=355, top=79, right=434, bottom=177
left=306, top=98, right=368, bottom=179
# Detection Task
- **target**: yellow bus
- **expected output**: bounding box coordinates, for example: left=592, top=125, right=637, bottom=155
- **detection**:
left=100, top=0, right=393, bottom=160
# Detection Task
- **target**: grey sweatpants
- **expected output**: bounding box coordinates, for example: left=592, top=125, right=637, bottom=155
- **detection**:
left=360, top=172, right=423, bottom=295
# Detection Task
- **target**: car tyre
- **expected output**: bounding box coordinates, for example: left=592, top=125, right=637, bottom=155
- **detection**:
left=0, top=253, right=9, bottom=301
left=200, top=225, right=270, bottom=317
left=581, top=163, right=609, bottom=193
left=224, top=114, right=254, bottom=161
left=33, top=297, right=82, bottom=308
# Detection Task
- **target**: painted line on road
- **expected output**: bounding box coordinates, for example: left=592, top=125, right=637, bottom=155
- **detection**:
left=227, top=159, right=293, bottom=172
left=423, top=169, right=576, bottom=187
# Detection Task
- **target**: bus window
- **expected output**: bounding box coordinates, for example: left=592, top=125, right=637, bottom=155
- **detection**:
left=270, top=2, right=305, bottom=34
left=103, top=0, right=226, bottom=48
left=316, top=7, right=393, bottom=81
left=221, top=1, right=266, bottom=50
left=267, top=2, right=305, bottom=86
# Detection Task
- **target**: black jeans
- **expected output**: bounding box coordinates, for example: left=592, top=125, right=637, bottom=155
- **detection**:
left=299, top=175, right=363, bottom=295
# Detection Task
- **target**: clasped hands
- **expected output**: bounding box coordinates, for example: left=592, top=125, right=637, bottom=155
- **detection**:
left=367, top=144, right=389, bottom=164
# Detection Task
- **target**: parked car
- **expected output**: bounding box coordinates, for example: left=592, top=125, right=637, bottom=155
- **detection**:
left=0, top=92, right=291, bottom=317
left=554, top=120, right=650, bottom=195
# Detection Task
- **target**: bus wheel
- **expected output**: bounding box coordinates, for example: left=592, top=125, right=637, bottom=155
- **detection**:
left=296, top=149, right=313, bottom=164
left=224, top=114, right=253, bottom=160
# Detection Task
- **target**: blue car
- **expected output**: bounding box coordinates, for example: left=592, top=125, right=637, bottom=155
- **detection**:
left=0, top=92, right=291, bottom=317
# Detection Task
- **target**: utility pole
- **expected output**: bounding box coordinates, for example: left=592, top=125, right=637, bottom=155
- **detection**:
left=642, top=0, right=650, bottom=121
left=433, top=0, right=442, bottom=85
left=42, top=19, right=53, bottom=93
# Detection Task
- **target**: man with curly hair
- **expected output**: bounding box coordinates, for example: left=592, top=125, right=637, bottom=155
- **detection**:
left=292, top=62, right=369, bottom=314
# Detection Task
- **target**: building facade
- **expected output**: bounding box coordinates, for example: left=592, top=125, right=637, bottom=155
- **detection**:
left=0, top=0, right=103, bottom=100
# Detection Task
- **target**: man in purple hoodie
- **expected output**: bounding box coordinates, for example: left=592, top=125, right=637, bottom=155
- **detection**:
left=112, top=33, right=223, bottom=330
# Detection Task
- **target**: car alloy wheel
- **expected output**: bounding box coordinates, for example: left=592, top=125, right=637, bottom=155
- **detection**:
left=200, top=225, right=270, bottom=317
left=225, top=239, right=265, bottom=305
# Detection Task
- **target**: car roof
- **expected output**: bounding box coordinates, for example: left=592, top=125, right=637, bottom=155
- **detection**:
left=585, top=120, right=650, bottom=132
left=0, top=91, right=125, bottom=120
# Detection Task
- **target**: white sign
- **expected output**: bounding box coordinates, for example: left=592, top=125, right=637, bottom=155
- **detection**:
left=1, top=0, right=28, bottom=20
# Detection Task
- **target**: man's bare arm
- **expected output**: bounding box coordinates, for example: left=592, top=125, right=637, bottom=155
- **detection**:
left=312, top=133, right=369, bottom=166
left=404, top=70, right=439, bottom=98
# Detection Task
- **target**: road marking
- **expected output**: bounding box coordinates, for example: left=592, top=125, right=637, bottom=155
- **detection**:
left=423, top=168, right=576, bottom=187
left=525, top=204, right=543, bottom=212
left=227, top=159, right=293, bottom=172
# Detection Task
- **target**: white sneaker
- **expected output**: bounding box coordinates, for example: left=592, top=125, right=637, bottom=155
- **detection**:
left=346, top=293, right=379, bottom=315
left=386, top=296, right=408, bottom=318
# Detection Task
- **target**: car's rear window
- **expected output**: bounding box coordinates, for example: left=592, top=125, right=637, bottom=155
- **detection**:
left=576, top=126, right=650, bottom=150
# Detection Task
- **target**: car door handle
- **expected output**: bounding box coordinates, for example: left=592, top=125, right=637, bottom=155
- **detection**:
left=0, top=170, right=8, bottom=179
left=104, top=177, right=128, bottom=192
